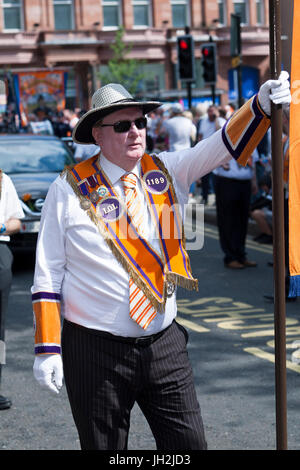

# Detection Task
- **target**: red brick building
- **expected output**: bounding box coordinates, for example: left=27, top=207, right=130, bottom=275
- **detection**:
left=0, top=0, right=293, bottom=111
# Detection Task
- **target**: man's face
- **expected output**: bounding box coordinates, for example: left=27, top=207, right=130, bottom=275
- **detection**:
left=207, top=106, right=218, bottom=121
left=92, top=107, right=146, bottom=171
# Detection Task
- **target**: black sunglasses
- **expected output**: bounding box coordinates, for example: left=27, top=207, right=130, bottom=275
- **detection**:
left=100, top=116, right=147, bottom=133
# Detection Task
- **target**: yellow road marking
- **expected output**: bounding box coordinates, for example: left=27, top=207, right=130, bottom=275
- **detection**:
left=244, top=347, right=300, bottom=374
left=176, top=316, right=210, bottom=332
left=177, top=295, right=300, bottom=374
left=242, top=325, right=300, bottom=338
left=203, top=309, right=267, bottom=321
left=218, top=317, right=298, bottom=331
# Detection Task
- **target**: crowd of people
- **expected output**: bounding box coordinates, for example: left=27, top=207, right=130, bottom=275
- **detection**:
left=0, top=104, right=100, bottom=162
left=26, top=105, right=101, bottom=162
left=146, top=99, right=274, bottom=247
left=0, top=96, right=277, bottom=256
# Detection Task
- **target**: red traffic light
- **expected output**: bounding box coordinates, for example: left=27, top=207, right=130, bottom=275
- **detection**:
left=202, top=46, right=214, bottom=57
left=179, top=39, right=188, bottom=50
left=201, top=42, right=217, bottom=84
left=177, top=35, right=195, bottom=81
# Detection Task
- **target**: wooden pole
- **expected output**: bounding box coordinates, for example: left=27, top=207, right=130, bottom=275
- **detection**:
left=269, top=0, right=288, bottom=450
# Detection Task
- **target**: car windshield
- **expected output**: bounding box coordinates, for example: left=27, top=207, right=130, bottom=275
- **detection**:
left=0, top=139, right=74, bottom=174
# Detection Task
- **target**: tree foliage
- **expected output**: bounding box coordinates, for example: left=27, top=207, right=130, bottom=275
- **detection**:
left=98, top=27, right=146, bottom=96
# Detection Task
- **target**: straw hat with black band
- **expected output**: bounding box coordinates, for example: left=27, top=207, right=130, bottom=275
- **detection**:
left=73, top=83, right=162, bottom=145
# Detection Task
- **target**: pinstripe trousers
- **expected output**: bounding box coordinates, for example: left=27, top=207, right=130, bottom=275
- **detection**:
left=0, top=243, right=13, bottom=383
left=62, top=319, right=207, bottom=450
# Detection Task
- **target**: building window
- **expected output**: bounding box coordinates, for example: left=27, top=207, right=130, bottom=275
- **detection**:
left=53, top=0, right=74, bottom=30
left=102, top=0, right=121, bottom=29
left=218, top=0, right=226, bottom=26
left=256, top=0, right=264, bottom=25
left=2, top=0, right=23, bottom=31
left=133, top=0, right=151, bottom=28
left=171, top=0, right=190, bottom=29
left=233, top=0, right=248, bottom=25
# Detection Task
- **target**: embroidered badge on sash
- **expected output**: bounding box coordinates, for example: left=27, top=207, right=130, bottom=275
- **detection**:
left=97, top=185, right=108, bottom=198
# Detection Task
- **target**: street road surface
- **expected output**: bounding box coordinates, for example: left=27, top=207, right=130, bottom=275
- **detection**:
left=1, top=223, right=300, bottom=451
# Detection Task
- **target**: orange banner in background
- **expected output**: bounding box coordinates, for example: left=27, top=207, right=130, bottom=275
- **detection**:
left=288, top=1, right=300, bottom=296
left=16, top=70, right=66, bottom=125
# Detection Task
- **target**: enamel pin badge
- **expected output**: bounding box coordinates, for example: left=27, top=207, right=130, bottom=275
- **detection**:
left=96, top=196, right=123, bottom=222
left=143, top=170, right=169, bottom=195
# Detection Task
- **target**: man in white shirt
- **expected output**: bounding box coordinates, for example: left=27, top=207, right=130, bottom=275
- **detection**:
left=197, top=105, right=227, bottom=204
left=0, top=171, right=24, bottom=410
left=214, top=150, right=259, bottom=269
left=29, top=107, right=54, bottom=136
left=32, top=75, right=291, bottom=450
left=161, top=103, right=197, bottom=151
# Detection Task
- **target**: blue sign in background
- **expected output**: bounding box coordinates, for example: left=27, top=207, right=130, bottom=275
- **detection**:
left=182, top=95, right=220, bottom=109
left=228, top=65, right=260, bottom=102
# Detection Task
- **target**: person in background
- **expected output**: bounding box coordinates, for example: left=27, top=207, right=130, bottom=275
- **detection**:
left=160, top=103, right=197, bottom=152
left=183, top=109, right=198, bottom=202
left=64, top=109, right=79, bottom=130
left=29, top=107, right=54, bottom=136
left=148, top=107, right=165, bottom=148
left=197, top=105, right=226, bottom=204
left=159, top=103, right=197, bottom=203
left=214, top=147, right=260, bottom=269
left=0, top=170, right=24, bottom=409
left=52, top=111, right=72, bottom=138
left=251, top=173, right=273, bottom=244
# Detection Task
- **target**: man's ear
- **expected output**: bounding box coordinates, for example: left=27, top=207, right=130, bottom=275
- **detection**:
left=92, top=126, right=101, bottom=145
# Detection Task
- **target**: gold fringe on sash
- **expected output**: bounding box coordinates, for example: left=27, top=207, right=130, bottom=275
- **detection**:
left=151, top=155, right=198, bottom=293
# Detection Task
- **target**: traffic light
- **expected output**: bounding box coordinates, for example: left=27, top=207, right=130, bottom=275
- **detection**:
left=177, top=35, right=195, bottom=82
left=201, top=43, right=217, bottom=85
left=230, top=13, right=241, bottom=58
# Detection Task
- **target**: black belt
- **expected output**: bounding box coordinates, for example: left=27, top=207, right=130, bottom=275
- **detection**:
left=64, top=318, right=173, bottom=347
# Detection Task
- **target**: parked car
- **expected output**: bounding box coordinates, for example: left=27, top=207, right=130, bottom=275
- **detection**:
left=0, top=134, right=76, bottom=249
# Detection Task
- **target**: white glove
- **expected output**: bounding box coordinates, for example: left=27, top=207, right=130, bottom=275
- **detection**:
left=258, top=70, right=291, bottom=116
left=33, top=354, right=64, bottom=394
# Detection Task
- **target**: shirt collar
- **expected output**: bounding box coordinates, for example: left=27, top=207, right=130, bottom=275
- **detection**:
left=98, top=152, right=141, bottom=185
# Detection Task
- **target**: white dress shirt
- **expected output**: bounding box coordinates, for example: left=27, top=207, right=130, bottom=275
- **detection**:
left=32, top=129, right=232, bottom=337
left=213, top=148, right=259, bottom=180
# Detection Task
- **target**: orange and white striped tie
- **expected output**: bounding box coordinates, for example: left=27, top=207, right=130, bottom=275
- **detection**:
left=121, top=172, right=157, bottom=329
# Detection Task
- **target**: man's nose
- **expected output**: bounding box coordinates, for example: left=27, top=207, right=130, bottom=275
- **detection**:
left=129, top=121, right=140, bottom=133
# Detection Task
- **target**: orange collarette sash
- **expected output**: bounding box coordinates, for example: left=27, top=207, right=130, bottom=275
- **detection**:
left=64, top=153, right=198, bottom=311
